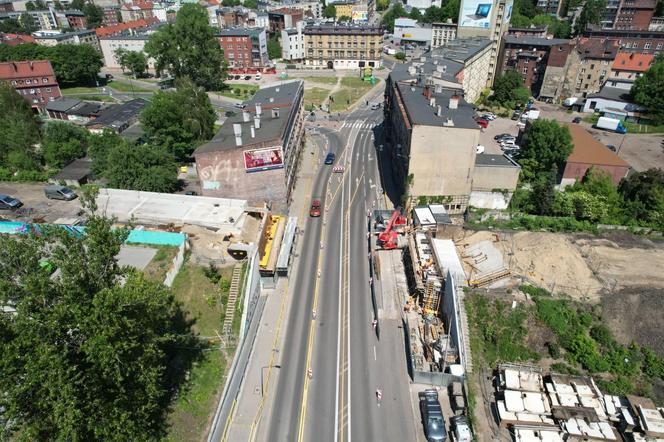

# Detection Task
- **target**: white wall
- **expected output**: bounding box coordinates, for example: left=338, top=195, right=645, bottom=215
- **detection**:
left=99, top=38, right=155, bottom=69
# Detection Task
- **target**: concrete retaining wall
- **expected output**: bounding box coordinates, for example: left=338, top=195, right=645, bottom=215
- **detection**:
left=163, top=241, right=187, bottom=287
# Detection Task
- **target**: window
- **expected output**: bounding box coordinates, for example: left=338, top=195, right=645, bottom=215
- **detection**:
left=632, top=43, right=638, bottom=49
left=644, top=43, right=651, bottom=49
left=11, top=80, right=16, bottom=85
left=26, top=79, right=31, bottom=84
left=657, top=43, right=663, bottom=50
left=522, top=67, right=527, bottom=74
left=46, top=88, right=51, bottom=92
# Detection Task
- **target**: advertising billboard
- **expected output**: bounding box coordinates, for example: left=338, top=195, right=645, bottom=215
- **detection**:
left=506, top=0, right=513, bottom=20
left=459, top=0, right=492, bottom=28
left=352, top=9, right=368, bottom=22
left=243, top=147, right=284, bottom=173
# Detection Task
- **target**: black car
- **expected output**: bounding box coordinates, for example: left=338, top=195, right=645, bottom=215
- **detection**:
left=511, top=111, right=521, bottom=120
left=244, top=75, right=252, bottom=80
left=494, top=133, right=513, bottom=141
left=0, top=194, right=23, bottom=210
left=419, top=390, right=446, bottom=442
left=573, top=116, right=582, bottom=123
left=324, top=152, right=336, bottom=165
left=606, top=144, right=617, bottom=152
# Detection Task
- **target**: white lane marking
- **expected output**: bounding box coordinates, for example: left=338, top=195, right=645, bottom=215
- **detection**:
left=374, top=345, right=377, bottom=361
left=334, top=159, right=344, bottom=442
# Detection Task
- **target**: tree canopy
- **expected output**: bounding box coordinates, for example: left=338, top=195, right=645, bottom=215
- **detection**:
left=114, top=48, right=149, bottom=78
left=323, top=4, right=336, bottom=18
left=518, top=119, right=573, bottom=177
left=419, top=0, right=460, bottom=24
left=382, top=3, right=407, bottom=32
left=267, top=36, right=282, bottom=60
left=140, top=79, right=216, bottom=160
left=492, top=70, right=531, bottom=107
left=631, top=57, right=664, bottom=124
left=0, top=195, right=197, bottom=440
left=41, top=121, right=89, bottom=167
left=618, top=168, right=664, bottom=227
left=0, top=44, right=103, bottom=86
left=574, top=0, right=606, bottom=35
left=0, top=82, right=40, bottom=171
left=82, top=2, right=105, bottom=29
left=103, top=143, right=179, bottom=192
left=145, top=4, right=226, bottom=91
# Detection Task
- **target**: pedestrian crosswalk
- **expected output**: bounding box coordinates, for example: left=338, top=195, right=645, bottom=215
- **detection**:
left=340, top=121, right=376, bottom=129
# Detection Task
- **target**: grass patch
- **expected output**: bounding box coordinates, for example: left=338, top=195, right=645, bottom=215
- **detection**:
left=107, top=80, right=153, bottom=93
left=340, top=76, right=374, bottom=88
left=217, top=83, right=259, bottom=100
left=330, top=79, right=378, bottom=112
left=303, top=76, right=338, bottom=85
left=623, top=120, right=664, bottom=134
left=61, top=86, right=100, bottom=94
left=142, top=245, right=179, bottom=283
left=304, top=87, right=330, bottom=110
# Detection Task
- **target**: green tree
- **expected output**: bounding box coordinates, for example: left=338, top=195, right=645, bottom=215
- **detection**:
left=0, top=18, right=24, bottom=33
left=531, top=14, right=571, bottom=38
left=104, top=143, right=178, bottom=192
left=0, top=82, right=40, bottom=171
left=145, top=4, right=226, bottom=91
left=50, top=44, right=104, bottom=85
left=618, top=168, right=664, bottom=227
left=338, top=15, right=351, bottom=21
left=88, top=130, right=126, bottom=176
left=0, top=197, right=196, bottom=440
left=574, top=0, right=606, bottom=35
left=267, top=36, right=282, bottom=60
left=519, top=119, right=573, bottom=177
left=395, top=52, right=406, bottom=60
left=42, top=121, right=89, bottom=167
left=19, top=12, right=38, bottom=33
left=83, top=3, right=104, bottom=28
left=140, top=79, right=216, bottom=160
left=492, top=70, right=529, bottom=105
left=376, top=0, right=390, bottom=11
left=410, top=7, right=422, bottom=20
left=323, top=4, right=336, bottom=18
left=243, top=0, right=258, bottom=8
left=631, top=57, right=664, bottom=124
left=114, top=48, right=148, bottom=78
left=531, top=167, right=557, bottom=215
left=382, top=3, right=407, bottom=32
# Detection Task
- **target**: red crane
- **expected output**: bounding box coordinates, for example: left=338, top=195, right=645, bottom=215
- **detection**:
left=376, top=210, right=405, bottom=250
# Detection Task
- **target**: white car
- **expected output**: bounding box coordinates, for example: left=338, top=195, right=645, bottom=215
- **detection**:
left=476, top=144, right=485, bottom=154
left=497, top=136, right=516, bottom=144
left=481, top=112, right=496, bottom=120
left=501, top=144, right=520, bottom=151
left=500, top=139, right=517, bottom=148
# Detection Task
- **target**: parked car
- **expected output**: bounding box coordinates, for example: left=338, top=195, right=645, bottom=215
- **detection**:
left=494, top=133, right=512, bottom=140
left=0, top=194, right=22, bottom=210
left=516, top=121, right=526, bottom=129
left=371, top=102, right=381, bottom=110
left=496, top=136, right=516, bottom=144
left=255, top=73, right=262, bottom=81
left=234, top=74, right=241, bottom=80
left=606, top=144, right=617, bottom=152
left=324, top=152, right=336, bottom=165
left=309, top=199, right=321, bottom=217
left=572, top=116, right=582, bottom=123
left=481, top=112, right=496, bottom=120
left=476, top=144, right=485, bottom=154
left=234, top=103, right=246, bottom=109
left=44, top=185, right=77, bottom=201
left=503, top=148, right=520, bottom=157
left=243, top=75, right=252, bottom=80
left=419, top=389, right=447, bottom=442
left=475, top=118, right=489, bottom=128
left=511, top=111, right=521, bottom=120
left=185, top=190, right=198, bottom=196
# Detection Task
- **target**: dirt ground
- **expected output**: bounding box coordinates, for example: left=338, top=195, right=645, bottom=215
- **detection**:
left=459, top=229, right=664, bottom=355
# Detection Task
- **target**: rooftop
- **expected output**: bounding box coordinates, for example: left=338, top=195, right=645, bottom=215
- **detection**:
left=87, top=98, right=147, bottom=130
left=52, top=157, right=92, bottom=181
left=45, top=97, right=81, bottom=112
left=563, top=123, right=630, bottom=168
left=504, top=35, right=570, bottom=46
left=217, top=27, right=264, bottom=37
left=395, top=82, right=478, bottom=129
left=33, top=29, right=96, bottom=40
left=95, top=16, right=160, bottom=37
left=612, top=52, right=654, bottom=72
left=0, top=60, right=55, bottom=79
left=194, top=80, right=303, bottom=155
left=303, top=23, right=383, bottom=35
left=475, top=153, right=520, bottom=168
left=576, top=37, right=620, bottom=60
left=586, top=85, right=635, bottom=103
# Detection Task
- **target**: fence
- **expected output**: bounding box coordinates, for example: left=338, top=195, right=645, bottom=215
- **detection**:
left=163, top=240, right=187, bottom=287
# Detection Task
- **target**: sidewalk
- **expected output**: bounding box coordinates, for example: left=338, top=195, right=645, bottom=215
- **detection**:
left=220, top=130, right=323, bottom=442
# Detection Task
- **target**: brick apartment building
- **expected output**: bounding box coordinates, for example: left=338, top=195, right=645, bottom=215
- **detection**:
left=498, top=36, right=569, bottom=96
left=268, top=8, right=304, bottom=34
left=584, top=27, right=664, bottom=54
left=120, top=1, right=155, bottom=22
left=0, top=60, right=61, bottom=112
left=603, top=0, right=656, bottom=30
left=102, top=6, right=120, bottom=26
left=95, top=17, right=160, bottom=38
left=62, top=10, right=87, bottom=29
left=216, top=28, right=270, bottom=72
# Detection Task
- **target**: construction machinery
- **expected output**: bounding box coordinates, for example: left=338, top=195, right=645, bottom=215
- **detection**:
left=376, top=209, right=406, bottom=250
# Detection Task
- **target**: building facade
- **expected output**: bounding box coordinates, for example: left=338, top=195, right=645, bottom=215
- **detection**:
left=120, top=1, right=155, bottom=22
left=538, top=40, right=573, bottom=101
left=393, top=18, right=433, bottom=47
left=217, top=28, right=269, bottom=71
left=99, top=34, right=154, bottom=69
left=267, top=8, right=304, bottom=34
left=0, top=60, right=61, bottom=112
left=281, top=24, right=305, bottom=61
left=407, top=0, right=442, bottom=11
left=33, top=29, right=100, bottom=51
left=583, top=27, right=664, bottom=54
left=562, top=37, right=619, bottom=98
left=95, top=17, right=160, bottom=38
left=194, top=81, right=305, bottom=211
left=102, top=6, right=120, bottom=26
left=536, top=0, right=562, bottom=16
left=610, top=51, right=653, bottom=78
left=602, top=0, right=656, bottom=30
left=303, top=23, right=382, bottom=69
left=431, top=21, right=457, bottom=48
left=268, top=1, right=322, bottom=19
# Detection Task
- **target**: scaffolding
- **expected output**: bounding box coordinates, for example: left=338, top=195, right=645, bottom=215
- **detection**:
left=422, top=276, right=443, bottom=316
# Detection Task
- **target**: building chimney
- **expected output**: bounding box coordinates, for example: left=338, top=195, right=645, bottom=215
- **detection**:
left=254, top=116, right=261, bottom=129
left=449, top=94, right=459, bottom=109
left=271, top=108, right=280, bottom=118
left=276, top=87, right=280, bottom=92
left=242, top=111, right=250, bottom=122
left=443, top=118, right=454, bottom=127
left=423, top=85, right=432, bottom=100
left=255, top=103, right=262, bottom=116
left=429, top=97, right=436, bottom=107
left=250, top=125, right=255, bottom=138
left=436, top=105, right=442, bottom=116
left=269, top=97, right=274, bottom=103
left=434, top=85, right=442, bottom=93
left=233, top=123, right=243, bottom=146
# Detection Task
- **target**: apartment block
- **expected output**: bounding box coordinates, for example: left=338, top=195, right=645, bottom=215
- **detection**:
left=216, top=28, right=270, bottom=71
left=99, top=34, right=154, bottom=69
left=281, top=23, right=305, bottom=61
left=431, top=21, right=457, bottom=48
left=603, top=0, right=656, bottom=30
left=268, top=8, right=304, bottom=34
left=583, top=27, right=664, bottom=53
left=536, top=0, right=562, bottom=16
left=303, top=23, right=382, bottom=69
left=33, top=29, right=100, bottom=51
left=562, top=37, right=619, bottom=98
left=120, top=1, right=155, bottom=22
left=0, top=60, right=61, bottom=112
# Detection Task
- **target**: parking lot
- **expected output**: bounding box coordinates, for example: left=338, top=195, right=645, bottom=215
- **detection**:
left=477, top=114, right=523, bottom=155
left=409, top=382, right=461, bottom=442
left=0, top=183, right=82, bottom=223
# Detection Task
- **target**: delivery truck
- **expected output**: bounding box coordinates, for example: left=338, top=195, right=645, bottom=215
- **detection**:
left=596, top=116, right=627, bottom=134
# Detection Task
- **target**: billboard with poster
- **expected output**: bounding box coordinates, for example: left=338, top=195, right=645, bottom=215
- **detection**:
left=459, top=0, right=492, bottom=28
left=506, top=0, right=513, bottom=21
left=243, top=147, right=284, bottom=172
left=352, top=9, right=368, bottom=22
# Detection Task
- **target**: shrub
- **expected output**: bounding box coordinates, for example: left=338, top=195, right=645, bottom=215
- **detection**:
left=203, top=263, right=221, bottom=284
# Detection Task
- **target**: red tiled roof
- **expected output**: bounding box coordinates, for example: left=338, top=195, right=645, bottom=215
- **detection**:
left=612, top=52, right=654, bottom=72
left=563, top=123, right=629, bottom=167
left=0, top=33, right=36, bottom=45
left=576, top=37, right=619, bottom=60
left=207, top=0, right=220, bottom=5
left=0, top=60, right=56, bottom=80
left=121, top=1, right=154, bottom=10
left=96, top=16, right=160, bottom=37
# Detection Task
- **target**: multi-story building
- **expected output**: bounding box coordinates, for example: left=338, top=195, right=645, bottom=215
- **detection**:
left=538, top=40, right=573, bottom=102
left=431, top=21, right=457, bottom=48
left=0, top=60, right=61, bottom=112
left=562, top=37, right=619, bottom=98
left=6, top=8, right=58, bottom=29
left=303, top=23, right=382, bottom=69
left=536, top=0, right=562, bottom=16
left=95, top=17, right=160, bottom=38
left=281, top=22, right=305, bottom=61
left=333, top=1, right=355, bottom=18
left=268, top=8, right=304, bottom=34
left=99, top=34, right=155, bottom=69
left=407, top=0, right=442, bottom=12
left=102, top=6, right=120, bottom=26
left=498, top=35, right=570, bottom=97
left=0, top=0, right=14, bottom=13
left=602, top=0, right=656, bottom=30
left=268, top=0, right=322, bottom=19
left=0, top=32, right=36, bottom=45
left=217, top=7, right=251, bottom=28
left=507, top=25, right=548, bottom=38
left=57, top=9, right=86, bottom=29
left=194, top=81, right=305, bottom=211
left=393, top=18, right=433, bottom=47
left=610, top=51, right=653, bottom=78
left=456, top=0, right=513, bottom=85
left=33, top=29, right=100, bottom=50
left=650, top=16, right=664, bottom=31
left=216, top=28, right=269, bottom=71
left=120, top=1, right=155, bottom=22
left=583, top=27, right=664, bottom=54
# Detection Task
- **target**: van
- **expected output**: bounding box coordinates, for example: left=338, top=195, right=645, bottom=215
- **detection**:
left=44, top=185, right=77, bottom=201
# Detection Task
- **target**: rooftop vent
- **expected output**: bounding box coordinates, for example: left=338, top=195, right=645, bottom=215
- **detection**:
left=443, top=118, right=454, bottom=127
left=269, top=97, right=274, bottom=103
left=250, top=125, right=255, bottom=138
left=436, top=105, right=442, bottom=116
left=429, top=97, right=436, bottom=107
left=255, top=103, right=262, bottom=116
left=436, top=65, right=446, bottom=73
left=449, top=95, right=459, bottom=109
left=242, top=111, right=250, bottom=122
left=434, top=84, right=442, bottom=93
left=254, top=116, right=261, bottom=129
left=271, top=108, right=280, bottom=118
left=233, top=123, right=243, bottom=146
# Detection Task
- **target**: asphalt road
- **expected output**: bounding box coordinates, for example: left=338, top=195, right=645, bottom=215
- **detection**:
left=266, top=87, right=417, bottom=441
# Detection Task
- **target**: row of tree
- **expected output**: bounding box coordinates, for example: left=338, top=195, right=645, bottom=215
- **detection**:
left=631, top=53, right=664, bottom=125
left=0, top=43, right=103, bottom=86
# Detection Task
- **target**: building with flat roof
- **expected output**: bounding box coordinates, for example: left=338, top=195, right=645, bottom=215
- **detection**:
left=431, top=21, right=457, bottom=48
left=194, top=81, right=305, bottom=211
left=470, top=153, right=520, bottom=209
left=86, top=98, right=148, bottom=133
left=303, top=23, right=382, bottom=69
left=216, top=27, right=270, bottom=72
left=281, top=23, right=305, bottom=61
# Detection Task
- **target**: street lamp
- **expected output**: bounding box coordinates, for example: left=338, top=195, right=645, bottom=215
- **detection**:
left=260, top=364, right=280, bottom=397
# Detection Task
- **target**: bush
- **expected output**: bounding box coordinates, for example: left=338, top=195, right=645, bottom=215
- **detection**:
left=203, top=263, right=221, bottom=284
left=394, top=52, right=406, bottom=60
left=596, top=376, right=635, bottom=396
left=546, top=341, right=561, bottom=358
left=0, top=168, right=50, bottom=182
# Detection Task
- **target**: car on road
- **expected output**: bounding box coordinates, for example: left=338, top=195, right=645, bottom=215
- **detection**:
left=370, top=102, right=381, bottom=110
left=501, top=139, right=519, bottom=148
left=0, top=194, right=22, bottom=210
left=503, top=148, right=520, bottom=157
left=234, top=103, right=246, bottom=109
left=324, top=152, right=336, bottom=164
left=44, top=185, right=77, bottom=201
left=494, top=133, right=513, bottom=140
left=573, top=116, right=582, bottom=123
left=475, top=118, right=489, bottom=128
left=254, top=73, right=262, bottom=80
left=234, top=75, right=241, bottom=80
left=309, top=199, right=321, bottom=217
left=419, top=389, right=447, bottom=442
left=243, top=75, right=252, bottom=80
left=480, top=112, right=496, bottom=120
left=606, top=144, right=617, bottom=152
left=496, top=135, right=516, bottom=143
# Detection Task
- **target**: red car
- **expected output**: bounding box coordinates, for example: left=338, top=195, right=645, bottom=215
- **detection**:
left=309, top=199, right=321, bottom=217
left=475, top=118, right=489, bottom=128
